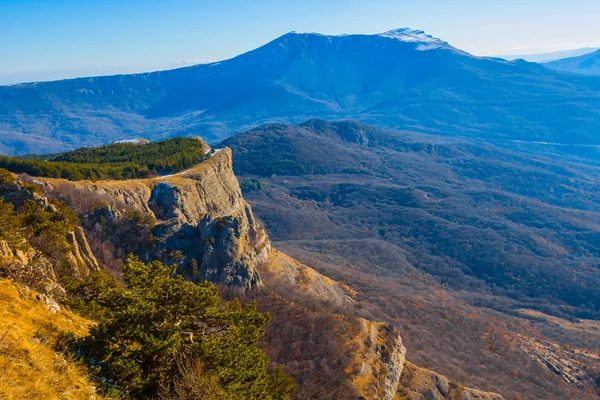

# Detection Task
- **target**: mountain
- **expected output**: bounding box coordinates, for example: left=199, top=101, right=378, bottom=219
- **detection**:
left=223, top=120, right=600, bottom=399
left=3, top=28, right=600, bottom=155
left=545, top=49, right=600, bottom=76
left=0, top=141, right=504, bottom=399
left=497, top=47, right=600, bottom=63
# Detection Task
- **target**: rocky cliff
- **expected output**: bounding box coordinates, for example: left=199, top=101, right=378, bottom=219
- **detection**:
left=33, top=147, right=504, bottom=399
left=0, top=239, right=63, bottom=297
left=0, top=183, right=99, bottom=298
left=397, top=362, right=505, bottom=400
left=344, top=319, right=407, bottom=400
left=41, top=149, right=267, bottom=289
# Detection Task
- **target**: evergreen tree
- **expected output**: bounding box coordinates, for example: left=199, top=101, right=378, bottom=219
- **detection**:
left=71, top=256, right=295, bottom=399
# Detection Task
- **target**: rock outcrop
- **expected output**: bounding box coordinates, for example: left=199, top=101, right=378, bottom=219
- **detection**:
left=0, top=239, right=63, bottom=296
left=513, top=333, right=600, bottom=392
left=66, top=227, right=100, bottom=276
left=0, top=226, right=98, bottom=298
left=344, top=319, right=407, bottom=400
left=397, top=362, right=504, bottom=400
left=42, top=149, right=268, bottom=290
left=0, top=182, right=100, bottom=295
left=260, top=250, right=356, bottom=306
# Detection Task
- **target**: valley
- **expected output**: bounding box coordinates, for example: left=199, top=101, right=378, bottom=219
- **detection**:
left=223, top=120, right=600, bottom=399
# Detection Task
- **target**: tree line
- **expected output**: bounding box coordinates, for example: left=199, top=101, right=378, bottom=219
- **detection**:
left=0, top=138, right=209, bottom=181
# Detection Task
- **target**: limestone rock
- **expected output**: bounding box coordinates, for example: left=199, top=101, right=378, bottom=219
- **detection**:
left=36, top=293, right=61, bottom=313
left=42, top=149, right=270, bottom=290
left=346, top=319, right=407, bottom=400
left=0, top=240, right=63, bottom=296
left=397, top=362, right=505, bottom=400
left=0, top=182, right=52, bottom=209
left=66, top=226, right=100, bottom=276
left=0, top=240, right=13, bottom=259
left=260, top=249, right=355, bottom=306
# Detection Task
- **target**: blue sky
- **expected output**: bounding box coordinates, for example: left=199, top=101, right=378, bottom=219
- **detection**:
left=1, top=0, right=600, bottom=84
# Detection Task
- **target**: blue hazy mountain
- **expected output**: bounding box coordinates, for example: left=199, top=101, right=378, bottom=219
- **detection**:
left=2, top=28, right=600, bottom=155
left=497, top=47, right=599, bottom=63
left=544, top=49, right=600, bottom=76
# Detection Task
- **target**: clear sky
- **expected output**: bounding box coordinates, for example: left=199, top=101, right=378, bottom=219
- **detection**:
left=1, top=0, right=600, bottom=84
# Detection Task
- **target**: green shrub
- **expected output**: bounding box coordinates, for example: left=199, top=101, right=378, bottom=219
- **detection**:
left=0, top=168, right=15, bottom=186
left=240, top=178, right=269, bottom=193
left=0, top=199, right=25, bottom=251
left=69, top=256, right=296, bottom=399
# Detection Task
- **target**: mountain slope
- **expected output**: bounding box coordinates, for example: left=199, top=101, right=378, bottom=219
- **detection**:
left=224, top=119, right=600, bottom=318
left=3, top=29, right=600, bottom=154
left=222, top=120, right=600, bottom=399
left=3, top=140, right=504, bottom=399
left=0, top=279, right=97, bottom=400
left=545, top=49, right=600, bottom=76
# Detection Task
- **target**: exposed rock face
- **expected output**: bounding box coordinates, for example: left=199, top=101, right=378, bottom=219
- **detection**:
left=43, top=149, right=268, bottom=290
left=0, top=241, right=12, bottom=260
left=0, top=183, right=99, bottom=295
left=0, top=239, right=63, bottom=296
left=0, top=227, right=98, bottom=298
left=397, top=362, right=504, bottom=400
left=383, top=328, right=407, bottom=400
left=514, top=333, right=600, bottom=392
left=0, top=183, right=37, bottom=208
left=259, top=250, right=355, bottom=306
left=66, top=227, right=100, bottom=276
left=343, top=319, right=407, bottom=400
left=36, top=293, right=61, bottom=313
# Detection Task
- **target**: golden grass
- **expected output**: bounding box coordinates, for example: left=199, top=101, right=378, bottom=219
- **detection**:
left=0, top=278, right=98, bottom=400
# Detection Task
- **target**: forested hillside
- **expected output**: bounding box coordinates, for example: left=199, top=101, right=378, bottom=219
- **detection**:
left=224, top=120, right=600, bottom=399
left=0, top=138, right=209, bottom=180
left=224, top=120, right=600, bottom=320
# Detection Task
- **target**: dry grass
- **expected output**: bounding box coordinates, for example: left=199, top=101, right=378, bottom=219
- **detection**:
left=0, top=278, right=98, bottom=400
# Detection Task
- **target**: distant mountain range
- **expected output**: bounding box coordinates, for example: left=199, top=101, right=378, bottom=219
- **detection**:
left=2, top=28, right=600, bottom=155
left=497, top=47, right=599, bottom=63
left=544, top=49, right=600, bottom=76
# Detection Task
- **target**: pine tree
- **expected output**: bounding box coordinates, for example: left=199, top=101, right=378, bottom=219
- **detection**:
left=71, top=256, right=296, bottom=399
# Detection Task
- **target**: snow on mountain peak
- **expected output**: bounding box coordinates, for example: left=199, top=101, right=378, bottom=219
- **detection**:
left=379, top=28, right=451, bottom=50
left=280, top=28, right=458, bottom=53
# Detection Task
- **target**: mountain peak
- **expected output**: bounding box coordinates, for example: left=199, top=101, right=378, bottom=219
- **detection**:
left=378, top=28, right=452, bottom=50
left=283, top=28, right=455, bottom=51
